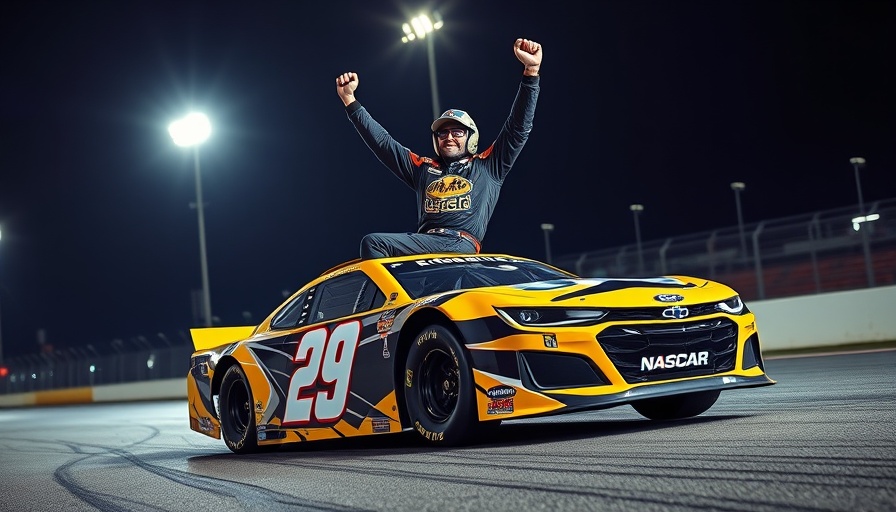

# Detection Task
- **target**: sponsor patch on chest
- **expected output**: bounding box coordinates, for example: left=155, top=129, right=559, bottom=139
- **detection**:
left=424, top=176, right=473, bottom=213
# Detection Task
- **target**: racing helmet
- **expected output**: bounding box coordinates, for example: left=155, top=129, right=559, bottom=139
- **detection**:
left=431, top=109, right=479, bottom=156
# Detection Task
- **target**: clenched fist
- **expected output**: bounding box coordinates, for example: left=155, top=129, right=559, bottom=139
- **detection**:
left=514, top=38, right=543, bottom=71
left=336, top=72, right=359, bottom=106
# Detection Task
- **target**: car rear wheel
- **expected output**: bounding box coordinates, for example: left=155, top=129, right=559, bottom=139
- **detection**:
left=404, top=324, right=477, bottom=446
left=630, top=389, right=721, bottom=421
left=219, top=365, right=259, bottom=454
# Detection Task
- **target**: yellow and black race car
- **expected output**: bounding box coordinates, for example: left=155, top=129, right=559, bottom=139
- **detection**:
left=187, top=253, right=775, bottom=453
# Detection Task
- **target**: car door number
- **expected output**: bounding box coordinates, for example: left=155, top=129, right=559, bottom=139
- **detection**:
left=283, top=321, right=361, bottom=425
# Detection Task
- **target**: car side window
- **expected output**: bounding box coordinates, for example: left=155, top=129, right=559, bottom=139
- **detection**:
left=270, top=291, right=311, bottom=330
left=309, top=271, right=383, bottom=324
left=353, top=279, right=387, bottom=313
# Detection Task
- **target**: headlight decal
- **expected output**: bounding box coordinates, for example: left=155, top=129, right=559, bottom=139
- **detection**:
left=716, top=295, right=747, bottom=314
left=496, top=307, right=609, bottom=327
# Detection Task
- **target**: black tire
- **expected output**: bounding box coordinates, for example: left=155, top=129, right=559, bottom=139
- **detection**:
left=404, top=324, right=477, bottom=446
left=219, top=365, right=259, bottom=454
left=630, top=389, right=721, bottom=421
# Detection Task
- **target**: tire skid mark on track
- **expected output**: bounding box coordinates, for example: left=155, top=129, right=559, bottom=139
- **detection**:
left=37, top=426, right=367, bottom=512
left=494, top=456, right=895, bottom=489
left=255, top=456, right=827, bottom=512
left=105, top=446, right=369, bottom=512
left=44, top=427, right=170, bottom=511
left=54, top=443, right=166, bottom=512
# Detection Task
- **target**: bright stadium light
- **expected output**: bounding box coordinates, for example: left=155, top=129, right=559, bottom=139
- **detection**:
left=401, top=12, right=443, bottom=42
left=852, top=213, right=880, bottom=231
left=168, top=112, right=211, bottom=147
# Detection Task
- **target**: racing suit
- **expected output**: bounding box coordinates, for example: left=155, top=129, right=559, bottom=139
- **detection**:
left=344, top=75, right=540, bottom=259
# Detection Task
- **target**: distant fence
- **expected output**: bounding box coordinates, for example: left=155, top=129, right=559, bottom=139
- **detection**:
left=1, top=344, right=192, bottom=395
left=553, top=198, right=896, bottom=302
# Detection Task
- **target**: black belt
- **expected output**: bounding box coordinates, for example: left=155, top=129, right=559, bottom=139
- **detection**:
left=426, top=228, right=481, bottom=253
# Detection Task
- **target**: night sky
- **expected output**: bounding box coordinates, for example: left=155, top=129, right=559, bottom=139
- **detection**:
left=1, top=0, right=894, bottom=358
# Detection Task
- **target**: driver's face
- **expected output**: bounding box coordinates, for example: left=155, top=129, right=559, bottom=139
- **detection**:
left=435, top=123, right=468, bottom=159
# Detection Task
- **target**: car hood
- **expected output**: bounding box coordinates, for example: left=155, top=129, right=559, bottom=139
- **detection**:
left=457, top=276, right=736, bottom=308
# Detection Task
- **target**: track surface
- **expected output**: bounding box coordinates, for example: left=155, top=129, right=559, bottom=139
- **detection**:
left=1, top=350, right=894, bottom=511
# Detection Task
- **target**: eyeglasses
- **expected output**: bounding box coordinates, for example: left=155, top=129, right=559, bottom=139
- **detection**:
left=435, top=128, right=467, bottom=140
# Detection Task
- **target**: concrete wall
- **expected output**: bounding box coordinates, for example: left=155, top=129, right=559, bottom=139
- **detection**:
left=0, top=377, right=188, bottom=407
left=749, top=285, right=896, bottom=350
left=2, top=285, right=894, bottom=408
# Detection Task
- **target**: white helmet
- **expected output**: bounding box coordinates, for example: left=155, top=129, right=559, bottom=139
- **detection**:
left=431, top=109, right=479, bottom=156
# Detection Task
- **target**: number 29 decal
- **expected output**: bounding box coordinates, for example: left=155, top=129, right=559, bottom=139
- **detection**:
left=283, top=321, right=361, bottom=425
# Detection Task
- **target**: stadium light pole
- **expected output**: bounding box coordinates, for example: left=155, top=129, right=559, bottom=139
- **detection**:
left=401, top=12, right=444, bottom=120
left=730, top=182, right=747, bottom=259
left=541, top=223, right=554, bottom=264
left=849, top=157, right=875, bottom=287
left=850, top=157, right=868, bottom=217
left=630, top=204, right=645, bottom=275
left=169, top=112, right=214, bottom=327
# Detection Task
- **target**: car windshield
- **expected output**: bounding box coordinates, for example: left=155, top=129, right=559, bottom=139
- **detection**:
left=384, top=256, right=574, bottom=299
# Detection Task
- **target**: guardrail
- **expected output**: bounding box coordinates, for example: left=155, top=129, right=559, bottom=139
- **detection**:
left=553, top=198, right=896, bottom=301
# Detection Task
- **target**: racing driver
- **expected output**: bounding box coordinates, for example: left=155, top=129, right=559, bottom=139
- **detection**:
left=335, top=37, right=543, bottom=259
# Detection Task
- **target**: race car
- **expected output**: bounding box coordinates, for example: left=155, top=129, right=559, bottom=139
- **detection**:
left=187, top=253, right=775, bottom=453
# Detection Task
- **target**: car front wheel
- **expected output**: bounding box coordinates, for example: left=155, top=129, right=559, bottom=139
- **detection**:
left=404, top=324, right=477, bottom=446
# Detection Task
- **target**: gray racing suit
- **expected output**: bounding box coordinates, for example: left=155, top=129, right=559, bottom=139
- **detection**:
left=345, top=75, right=540, bottom=259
